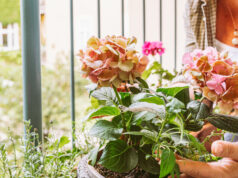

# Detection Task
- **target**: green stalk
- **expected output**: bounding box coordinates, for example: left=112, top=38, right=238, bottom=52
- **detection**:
left=112, top=85, right=127, bottom=134
left=157, top=118, right=167, bottom=143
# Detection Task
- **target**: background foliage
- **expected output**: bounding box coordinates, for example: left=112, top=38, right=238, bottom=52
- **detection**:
left=0, top=0, right=20, bottom=25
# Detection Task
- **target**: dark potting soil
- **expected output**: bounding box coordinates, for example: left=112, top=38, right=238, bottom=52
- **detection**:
left=94, top=164, right=158, bottom=178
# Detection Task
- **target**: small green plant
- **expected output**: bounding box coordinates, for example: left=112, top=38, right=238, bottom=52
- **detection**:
left=85, top=78, right=238, bottom=177
left=0, top=122, right=83, bottom=178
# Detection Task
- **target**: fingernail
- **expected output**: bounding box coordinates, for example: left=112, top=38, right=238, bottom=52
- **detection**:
left=213, top=142, right=223, bottom=156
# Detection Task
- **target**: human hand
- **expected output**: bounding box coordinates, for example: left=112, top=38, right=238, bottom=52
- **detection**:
left=175, top=141, right=238, bottom=178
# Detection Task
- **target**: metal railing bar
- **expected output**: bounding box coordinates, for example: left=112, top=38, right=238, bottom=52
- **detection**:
left=159, top=0, right=163, bottom=65
left=70, top=0, right=76, bottom=148
left=174, top=0, right=177, bottom=71
left=21, top=0, right=42, bottom=143
left=98, top=0, right=101, bottom=38
left=121, top=0, right=125, bottom=36
left=143, top=0, right=146, bottom=43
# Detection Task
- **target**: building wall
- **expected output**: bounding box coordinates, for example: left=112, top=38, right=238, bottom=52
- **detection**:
left=44, top=0, right=186, bottom=71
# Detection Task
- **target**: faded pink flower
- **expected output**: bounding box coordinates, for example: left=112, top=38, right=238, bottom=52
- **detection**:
left=79, top=36, right=148, bottom=87
left=182, top=53, right=195, bottom=69
left=206, top=74, right=227, bottom=95
left=142, top=41, right=165, bottom=56
left=191, top=49, right=203, bottom=59
left=203, top=47, right=218, bottom=64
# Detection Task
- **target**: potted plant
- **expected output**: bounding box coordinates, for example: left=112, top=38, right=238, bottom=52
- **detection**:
left=77, top=36, right=238, bottom=178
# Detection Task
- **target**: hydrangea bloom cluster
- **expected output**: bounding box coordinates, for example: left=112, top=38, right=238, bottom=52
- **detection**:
left=142, top=41, right=165, bottom=56
left=79, top=36, right=149, bottom=87
left=182, top=47, right=238, bottom=114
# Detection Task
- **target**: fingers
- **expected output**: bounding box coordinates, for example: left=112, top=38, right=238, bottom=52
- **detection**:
left=212, top=140, right=238, bottom=161
left=176, top=159, right=219, bottom=178
left=168, top=173, right=194, bottom=178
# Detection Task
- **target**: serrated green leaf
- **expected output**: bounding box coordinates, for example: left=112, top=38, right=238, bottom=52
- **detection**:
left=138, top=151, right=160, bottom=174
left=187, top=100, right=210, bottom=120
left=91, top=87, right=118, bottom=106
left=136, top=77, right=149, bottom=89
left=88, top=146, right=100, bottom=166
left=140, top=96, right=165, bottom=105
left=89, top=120, right=123, bottom=140
left=175, top=87, right=190, bottom=106
left=88, top=106, right=120, bottom=119
left=166, top=98, right=185, bottom=114
left=120, top=92, right=131, bottom=107
left=160, top=148, right=176, bottom=178
left=124, top=129, right=158, bottom=142
left=98, top=140, right=138, bottom=173
left=127, top=102, right=166, bottom=119
left=157, top=86, right=189, bottom=97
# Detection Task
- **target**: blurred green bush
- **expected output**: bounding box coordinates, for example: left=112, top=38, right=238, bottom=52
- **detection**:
left=0, top=50, right=90, bottom=141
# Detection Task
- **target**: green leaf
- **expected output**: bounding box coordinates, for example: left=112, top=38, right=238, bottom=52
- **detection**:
left=88, top=146, right=100, bottom=166
left=187, top=101, right=210, bottom=120
left=132, top=111, right=157, bottom=125
left=120, top=92, right=131, bottom=107
left=206, top=113, right=238, bottom=133
left=175, top=87, right=190, bottom=106
left=142, top=61, right=162, bottom=80
left=89, top=120, right=123, bottom=140
left=58, top=136, right=70, bottom=149
left=185, top=120, right=204, bottom=132
left=157, top=86, right=189, bottom=97
left=98, top=140, right=138, bottom=173
left=187, top=134, right=206, bottom=153
left=127, top=102, right=166, bottom=119
left=88, top=106, right=120, bottom=120
left=129, top=86, right=141, bottom=94
left=140, top=96, right=165, bottom=105
left=124, top=129, right=158, bottom=142
left=138, top=151, right=160, bottom=174
left=86, top=84, right=98, bottom=96
left=136, top=77, right=149, bottom=89
left=91, top=87, right=118, bottom=105
left=132, top=93, right=153, bottom=102
left=160, top=148, right=176, bottom=178
left=166, top=98, right=185, bottom=114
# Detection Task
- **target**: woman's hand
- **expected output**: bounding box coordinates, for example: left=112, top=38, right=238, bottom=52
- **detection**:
left=176, top=141, right=238, bottom=178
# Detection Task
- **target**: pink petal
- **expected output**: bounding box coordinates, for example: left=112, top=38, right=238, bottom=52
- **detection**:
left=206, top=80, right=217, bottom=90
left=214, top=85, right=224, bottom=95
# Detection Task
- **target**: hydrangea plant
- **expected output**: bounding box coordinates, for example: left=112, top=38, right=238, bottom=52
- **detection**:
left=79, top=39, right=238, bottom=177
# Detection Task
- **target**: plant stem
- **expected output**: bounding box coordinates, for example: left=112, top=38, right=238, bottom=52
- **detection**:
left=112, top=85, right=122, bottom=105
left=157, top=118, right=166, bottom=143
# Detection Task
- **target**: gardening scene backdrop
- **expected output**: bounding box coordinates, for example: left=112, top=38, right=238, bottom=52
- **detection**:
left=0, top=0, right=186, bottom=176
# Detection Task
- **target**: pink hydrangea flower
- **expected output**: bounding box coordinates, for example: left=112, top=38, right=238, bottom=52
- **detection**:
left=182, top=52, right=195, bottom=69
left=79, top=36, right=149, bottom=87
left=142, top=41, right=165, bottom=56
left=206, top=74, right=227, bottom=95
left=203, top=47, right=218, bottom=64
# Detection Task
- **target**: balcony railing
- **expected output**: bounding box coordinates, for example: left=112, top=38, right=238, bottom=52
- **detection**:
left=21, top=0, right=185, bottom=146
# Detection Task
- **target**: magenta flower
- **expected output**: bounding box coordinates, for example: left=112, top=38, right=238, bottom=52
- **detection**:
left=142, top=41, right=165, bottom=56
left=206, top=74, right=227, bottom=95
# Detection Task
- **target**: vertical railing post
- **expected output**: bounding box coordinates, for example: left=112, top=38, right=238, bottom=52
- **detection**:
left=174, top=0, right=177, bottom=71
left=121, top=0, right=125, bottom=36
left=143, top=0, right=146, bottom=43
left=20, top=0, right=42, bottom=142
left=98, top=0, right=101, bottom=38
left=70, top=0, right=76, bottom=149
left=159, top=0, right=163, bottom=65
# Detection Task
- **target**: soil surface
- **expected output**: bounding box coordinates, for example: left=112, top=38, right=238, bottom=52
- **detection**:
left=95, top=164, right=158, bottom=178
